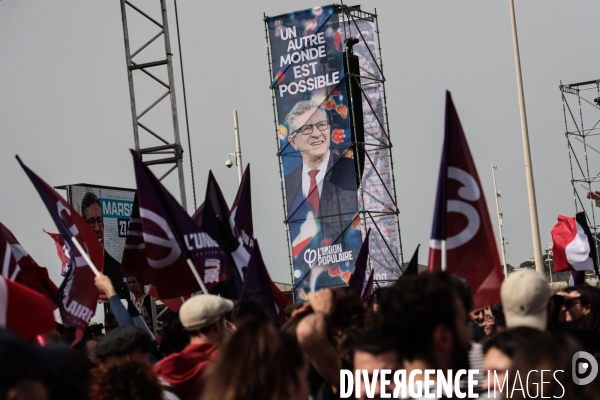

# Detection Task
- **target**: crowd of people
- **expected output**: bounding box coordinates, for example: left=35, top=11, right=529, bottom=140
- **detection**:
left=3, top=268, right=600, bottom=399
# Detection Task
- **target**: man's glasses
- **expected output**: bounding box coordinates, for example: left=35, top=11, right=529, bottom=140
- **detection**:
left=293, top=121, right=329, bottom=136
left=87, top=217, right=104, bottom=228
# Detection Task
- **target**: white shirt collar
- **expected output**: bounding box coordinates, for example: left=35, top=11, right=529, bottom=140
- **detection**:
left=301, top=151, right=330, bottom=198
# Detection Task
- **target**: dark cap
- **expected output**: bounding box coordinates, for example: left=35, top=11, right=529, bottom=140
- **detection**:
left=94, top=325, right=152, bottom=359
left=0, top=328, right=70, bottom=396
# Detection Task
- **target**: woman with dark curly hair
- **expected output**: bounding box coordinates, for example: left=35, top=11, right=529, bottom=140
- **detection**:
left=88, top=360, right=164, bottom=400
left=202, top=319, right=309, bottom=400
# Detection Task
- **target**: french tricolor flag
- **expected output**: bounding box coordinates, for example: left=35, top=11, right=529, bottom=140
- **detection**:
left=551, top=212, right=598, bottom=284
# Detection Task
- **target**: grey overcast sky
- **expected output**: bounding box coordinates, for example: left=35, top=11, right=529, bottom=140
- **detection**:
left=1, top=1, right=598, bottom=288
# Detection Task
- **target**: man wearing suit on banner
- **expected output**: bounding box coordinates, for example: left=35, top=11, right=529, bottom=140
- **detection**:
left=284, top=100, right=359, bottom=291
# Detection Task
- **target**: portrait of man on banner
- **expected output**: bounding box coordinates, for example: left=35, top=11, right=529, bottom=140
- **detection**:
left=267, top=5, right=362, bottom=300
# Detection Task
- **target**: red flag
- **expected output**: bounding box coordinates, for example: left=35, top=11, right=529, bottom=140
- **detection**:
left=121, top=151, right=229, bottom=300
left=0, top=276, right=56, bottom=340
left=428, top=92, right=504, bottom=310
left=44, top=229, right=71, bottom=277
left=17, top=156, right=103, bottom=333
left=0, top=223, right=58, bottom=307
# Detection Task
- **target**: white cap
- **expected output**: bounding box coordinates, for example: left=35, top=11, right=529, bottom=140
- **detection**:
left=501, top=269, right=551, bottom=331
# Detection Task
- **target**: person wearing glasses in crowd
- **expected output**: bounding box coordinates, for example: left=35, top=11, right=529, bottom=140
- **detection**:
left=82, top=192, right=127, bottom=298
left=284, top=100, right=358, bottom=289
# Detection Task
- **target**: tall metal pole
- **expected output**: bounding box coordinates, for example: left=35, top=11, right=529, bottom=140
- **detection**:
left=508, top=0, right=543, bottom=272
left=492, top=164, right=508, bottom=276
left=233, top=111, right=243, bottom=183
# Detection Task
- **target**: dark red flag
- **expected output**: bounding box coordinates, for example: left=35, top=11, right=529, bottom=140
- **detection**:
left=17, top=156, right=102, bottom=332
left=0, top=276, right=56, bottom=340
left=0, top=223, right=58, bottom=307
left=44, top=229, right=71, bottom=277
left=121, top=151, right=229, bottom=299
left=241, top=240, right=290, bottom=325
left=348, top=228, right=371, bottom=293
left=427, top=92, right=504, bottom=310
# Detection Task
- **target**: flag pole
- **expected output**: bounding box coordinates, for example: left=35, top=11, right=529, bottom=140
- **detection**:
left=70, top=237, right=100, bottom=277
left=441, top=240, right=447, bottom=271
left=186, top=258, right=209, bottom=294
left=492, top=164, right=509, bottom=276
left=508, top=0, right=544, bottom=273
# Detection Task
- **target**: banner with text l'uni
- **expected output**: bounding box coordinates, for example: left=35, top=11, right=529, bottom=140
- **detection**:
left=267, top=6, right=362, bottom=300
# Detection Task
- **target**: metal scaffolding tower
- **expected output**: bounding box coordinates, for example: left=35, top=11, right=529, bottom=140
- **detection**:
left=119, top=0, right=187, bottom=210
left=560, top=79, right=600, bottom=266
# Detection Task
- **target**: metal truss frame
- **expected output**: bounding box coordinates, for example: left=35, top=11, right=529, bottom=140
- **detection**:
left=560, top=79, right=600, bottom=266
left=119, top=0, right=187, bottom=210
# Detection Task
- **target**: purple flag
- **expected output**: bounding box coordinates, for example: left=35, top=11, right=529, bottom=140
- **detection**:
left=230, top=165, right=254, bottom=255
left=193, top=171, right=244, bottom=298
left=121, top=151, right=229, bottom=299
left=361, top=268, right=374, bottom=299
left=17, top=156, right=102, bottom=334
left=348, top=229, right=371, bottom=293
left=241, top=240, right=290, bottom=325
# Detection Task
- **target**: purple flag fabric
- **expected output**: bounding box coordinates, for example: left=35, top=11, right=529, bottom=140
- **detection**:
left=241, top=240, right=290, bottom=325
left=193, top=171, right=244, bottom=298
left=348, top=229, right=371, bottom=293
left=121, top=151, right=229, bottom=299
left=399, top=244, right=420, bottom=281
left=17, top=156, right=102, bottom=333
left=230, top=165, right=254, bottom=255
left=361, top=268, right=374, bottom=299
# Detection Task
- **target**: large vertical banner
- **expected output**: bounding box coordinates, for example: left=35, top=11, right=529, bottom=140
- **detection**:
left=342, top=17, right=402, bottom=283
left=267, top=6, right=362, bottom=300
left=68, top=184, right=135, bottom=297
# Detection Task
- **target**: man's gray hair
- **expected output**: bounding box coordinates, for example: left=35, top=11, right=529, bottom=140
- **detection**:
left=287, top=100, right=327, bottom=134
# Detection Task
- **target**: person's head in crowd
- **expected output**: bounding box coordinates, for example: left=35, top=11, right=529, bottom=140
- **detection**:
left=203, top=319, right=309, bottom=400
left=547, top=293, right=566, bottom=331
left=42, top=330, right=62, bottom=346
left=470, top=308, right=485, bottom=327
left=126, top=276, right=146, bottom=298
left=501, top=269, right=551, bottom=331
left=556, top=286, right=577, bottom=322
left=506, top=333, right=600, bottom=400
left=377, top=272, right=472, bottom=372
left=94, top=325, right=152, bottom=365
left=481, top=327, right=542, bottom=392
left=157, top=311, right=189, bottom=357
left=88, top=360, right=163, bottom=400
left=287, top=100, right=331, bottom=169
left=353, top=327, right=402, bottom=400
left=81, top=192, right=104, bottom=241
left=104, top=312, right=118, bottom=334
left=82, top=338, right=100, bottom=365
left=489, top=302, right=506, bottom=332
left=561, top=285, right=600, bottom=330
left=230, top=299, right=275, bottom=327
left=483, top=306, right=497, bottom=337
left=179, top=294, right=235, bottom=346
left=0, top=328, right=70, bottom=400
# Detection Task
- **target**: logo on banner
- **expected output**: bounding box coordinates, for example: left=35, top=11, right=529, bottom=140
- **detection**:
left=304, top=248, right=317, bottom=269
left=138, top=208, right=181, bottom=268
left=431, top=167, right=481, bottom=250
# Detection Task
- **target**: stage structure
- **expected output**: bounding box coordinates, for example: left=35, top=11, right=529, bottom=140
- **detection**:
left=264, top=4, right=404, bottom=300
left=560, top=79, right=600, bottom=267
left=118, top=0, right=190, bottom=211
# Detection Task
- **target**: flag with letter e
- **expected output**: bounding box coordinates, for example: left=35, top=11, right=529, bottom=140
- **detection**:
left=121, top=150, right=229, bottom=299
left=427, top=92, right=504, bottom=310
left=16, top=156, right=102, bottom=332
left=551, top=212, right=598, bottom=277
